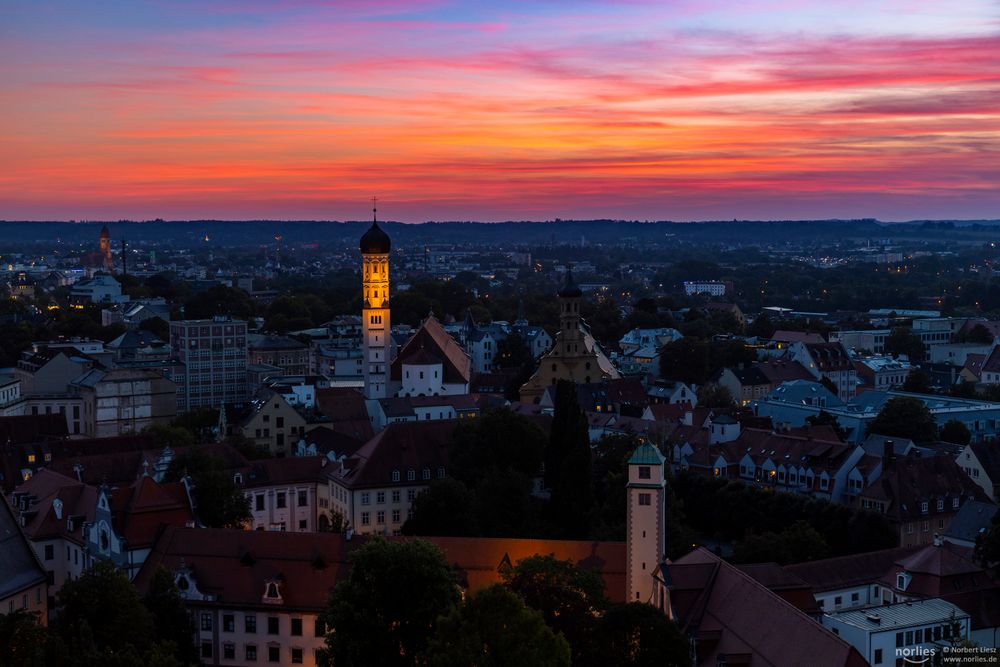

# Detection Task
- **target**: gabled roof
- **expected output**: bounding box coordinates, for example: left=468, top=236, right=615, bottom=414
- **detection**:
left=963, top=353, right=987, bottom=380
left=755, top=359, right=815, bottom=384
left=108, top=475, right=195, bottom=548
left=135, top=527, right=625, bottom=611
left=0, top=484, right=47, bottom=600
left=391, top=315, right=471, bottom=385
left=982, top=345, right=1000, bottom=374
left=785, top=545, right=921, bottom=593
left=970, top=442, right=1000, bottom=482
left=334, top=420, right=456, bottom=489
left=666, top=548, right=867, bottom=667
left=944, top=500, right=998, bottom=544
left=860, top=454, right=987, bottom=522
left=801, top=342, right=854, bottom=372
left=242, top=456, right=333, bottom=488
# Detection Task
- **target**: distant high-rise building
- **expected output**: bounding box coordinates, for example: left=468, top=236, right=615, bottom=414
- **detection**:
left=361, top=204, right=392, bottom=399
left=169, top=316, right=248, bottom=411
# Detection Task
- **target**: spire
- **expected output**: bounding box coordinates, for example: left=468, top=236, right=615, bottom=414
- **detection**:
left=372, top=195, right=378, bottom=223
left=558, top=267, right=582, bottom=298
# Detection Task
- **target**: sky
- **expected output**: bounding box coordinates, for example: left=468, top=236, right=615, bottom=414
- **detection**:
left=1, top=0, right=999, bottom=222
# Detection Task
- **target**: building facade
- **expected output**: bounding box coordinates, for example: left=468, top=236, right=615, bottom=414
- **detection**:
left=169, top=317, right=249, bottom=411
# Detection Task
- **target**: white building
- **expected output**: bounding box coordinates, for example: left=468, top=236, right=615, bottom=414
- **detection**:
left=822, top=599, right=970, bottom=667
left=683, top=280, right=727, bottom=296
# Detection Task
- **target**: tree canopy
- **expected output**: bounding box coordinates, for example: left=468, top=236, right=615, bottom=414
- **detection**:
left=422, top=585, right=571, bottom=667
left=321, top=538, right=460, bottom=667
left=866, top=396, right=938, bottom=443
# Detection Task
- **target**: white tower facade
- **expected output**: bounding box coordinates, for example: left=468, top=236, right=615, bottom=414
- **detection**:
left=626, top=442, right=667, bottom=603
left=360, top=209, right=392, bottom=399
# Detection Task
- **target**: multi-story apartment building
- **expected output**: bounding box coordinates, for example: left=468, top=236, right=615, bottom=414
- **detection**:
left=248, top=335, right=309, bottom=377
left=169, top=317, right=248, bottom=411
left=238, top=457, right=335, bottom=532
left=239, top=391, right=308, bottom=457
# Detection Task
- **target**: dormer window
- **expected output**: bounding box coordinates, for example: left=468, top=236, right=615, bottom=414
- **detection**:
left=234, top=473, right=243, bottom=485
left=263, top=580, right=283, bottom=604
left=937, top=499, right=944, bottom=511
left=437, top=467, right=445, bottom=479
left=407, top=469, right=416, bottom=481
left=177, top=575, right=190, bottom=591
left=422, top=468, right=431, bottom=481
left=921, top=502, right=929, bottom=514
left=953, top=497, right=960, bottom=509
left=392, top=470, right=400, bottom=482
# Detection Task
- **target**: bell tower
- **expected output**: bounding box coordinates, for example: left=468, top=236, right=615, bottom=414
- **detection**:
left=626, top=441, right=666, bottom=604
left=360, top=199, right=391, bottom=399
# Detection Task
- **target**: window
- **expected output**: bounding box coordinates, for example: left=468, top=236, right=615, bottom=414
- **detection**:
left=44, top=544, right=53, bottom=561
left=638, top=493, right=651, bottom=506
left=953, top=497, right=961, bottom=509
left=437, top=466, right=445, bottom=479
left=361, top=492, right=370, bottom=506
left=223, top=614, right=235, bottom=632
left=422, top=467, right=431, bottom=480
left=874, top=648, right=883, bottom=664
left=407, top=489, right=416, bottom=502
left=291, top=618, right=302, bottom=636
left=851, top=592, right=859, bottom=602
left=895, top=632, right=904, bottom=647
left=255, top=495, right=265, bottom=511
left=361, top=512, right=370, bottom=526
left=921, top=501, right=928, bottom=514
left=314, top=618, right=326, bottom=637
left=937, top=499, right=944, bottom=511
left=245, top=614, right=257, bottom=633
left=297, top=490, right=308, bottom=507
left=268, top=645, right=280, bottom=663
left=291, top=648, right=303, bottom=664
left=268, top=617, right=279, bottom=635
left=201, top=613, right=213, bottom=631
left=638, top=466, right=651, bottom=480
left=392, top=509, right=401, bottom=523
left=391, top=490, right=400, bottom=503
left=276, top=493, right=286, bottom=509
left=224, top=643, right=235, bottom=660
left=915, top=629, right=923, bottom=643
left=201, top=642, right=213, bottom=659
left=905, top=631, right=913, bottom=645
left=246, top=644, right=258, bottom=661
left=834, top=596, right=842, bottom=606
left=376, top=491, right=385, bottom=504
left=377, top=510, right=385, bottom=524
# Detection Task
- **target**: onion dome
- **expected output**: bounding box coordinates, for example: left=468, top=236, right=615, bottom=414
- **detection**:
left=360, top=220, right=390, bottom=254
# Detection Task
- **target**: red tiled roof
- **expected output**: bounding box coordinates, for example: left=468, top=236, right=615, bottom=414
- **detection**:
left=241, top=456, right=332, bottom=488
left=135, top=527, right=626, bottom=610
left=109, top=475, right=194, bottom=548
left=334, top=420, right=457, bottom=489
left=666, top=548, right=867, bottom=667
left=784, top=545, right=921, bottom=593
left=963, top=353, right=987, bottom=380
left=13, top=469, right=97, bottom=544
left=981, top=346, right=1000, bottom=374
left=859, top=454, right=987, bottom=522
left=755, top=359, right=814, bottom=384
left=391, top=315, right=471, bottom=384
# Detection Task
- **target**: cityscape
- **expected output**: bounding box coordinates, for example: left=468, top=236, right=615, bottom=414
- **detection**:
left=3, top=2, right=1000, bottom=667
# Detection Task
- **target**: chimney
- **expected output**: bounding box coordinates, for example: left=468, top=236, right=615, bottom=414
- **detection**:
left=883, top=439, right=894, bottom=469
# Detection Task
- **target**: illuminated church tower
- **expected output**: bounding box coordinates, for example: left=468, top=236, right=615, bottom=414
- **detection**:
left=99, top=225, right=114, bottom=272
left=360, top=201, right=392, bottom=399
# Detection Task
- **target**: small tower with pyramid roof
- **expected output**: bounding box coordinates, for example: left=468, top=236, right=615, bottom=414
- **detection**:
left=626, top=441, right=666, bottom=604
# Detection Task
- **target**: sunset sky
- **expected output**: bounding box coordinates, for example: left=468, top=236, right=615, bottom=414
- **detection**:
left=2, top=1, right=999, bottom=222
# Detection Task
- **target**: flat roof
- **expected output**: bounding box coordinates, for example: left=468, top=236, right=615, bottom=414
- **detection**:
left=826, top=598, right=968, bottom=632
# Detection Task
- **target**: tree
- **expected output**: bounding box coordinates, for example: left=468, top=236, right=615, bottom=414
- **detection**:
left=182, top=285, right=254, bottom=320
left=402, top=479, right=479, bottom=537
left=321, top=538, right=460, bottom=667
left=546, top=380, right=594, bottom=538
left=422, top=585, right=570, bottom=667
left=696, top=384, right=735, bottom=408
left=976, top=509, right=1000, bottom=568
left=165, top=446, right=251, bottom=528
left=139, top=316, right=169, bottom=342
left=884, top=327, right=926, bottom=361
left=867, top=396, right=938, bottom=443
left=902, top=368, right=932, bottom=394
left=502, top=555, right=607, bottom=663
left=659, top=338, right=708, bottom=385
left=939, top=419, right=972, bottom=445
left=960, top=323, right=994, bottom=344
left=0, top=610, right=56, bottom=667
left=142, top=567, right=199, bottom=666
left=732, top=521, right=829, bottom=565
left=589, top=603, right=690, bottom=667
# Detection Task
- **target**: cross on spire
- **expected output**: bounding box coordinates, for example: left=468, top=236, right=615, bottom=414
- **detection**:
left=372, top=196, right=378, bottom=223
